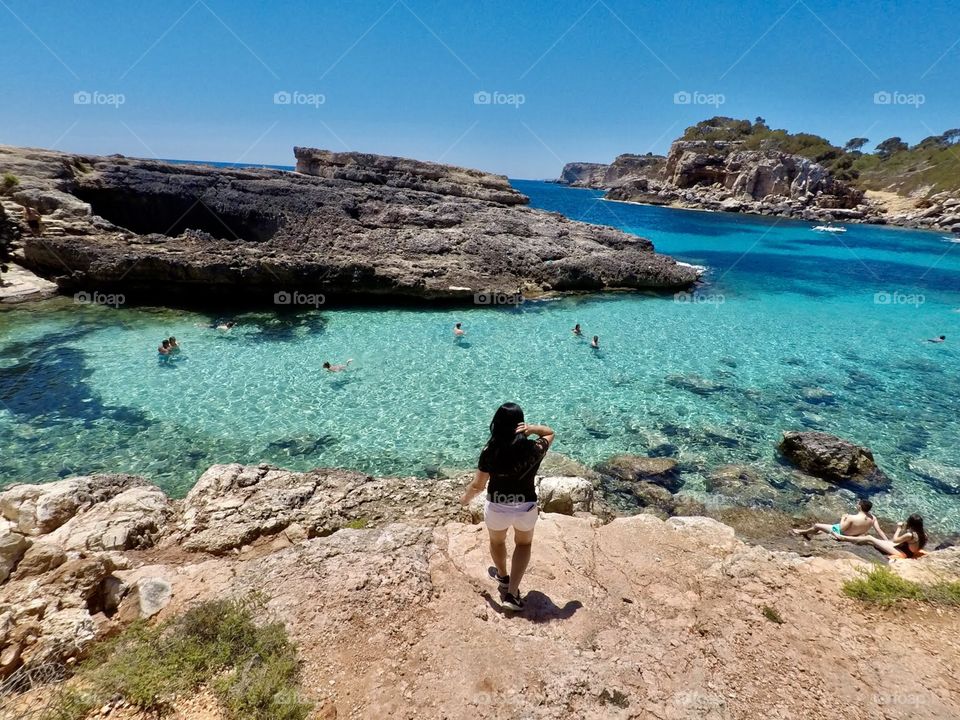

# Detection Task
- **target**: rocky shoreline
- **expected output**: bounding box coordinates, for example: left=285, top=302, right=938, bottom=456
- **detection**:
left=0, top=144, right=699, bottom=305
left=2, top=451, right=959, bottom=719
left=559, top=126, right=960, bottom=233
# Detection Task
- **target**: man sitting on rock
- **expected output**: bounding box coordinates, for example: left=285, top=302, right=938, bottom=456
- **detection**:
left=791, top=498, right=887, bottom=541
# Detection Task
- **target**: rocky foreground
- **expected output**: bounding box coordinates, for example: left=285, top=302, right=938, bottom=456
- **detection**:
left=2, top=462, right=959, bottom=720
left=0, top=144, right=699, bottom=303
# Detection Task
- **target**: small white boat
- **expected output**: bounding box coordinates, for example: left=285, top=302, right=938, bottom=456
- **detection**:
left=813, top=223, right=846, bottom=233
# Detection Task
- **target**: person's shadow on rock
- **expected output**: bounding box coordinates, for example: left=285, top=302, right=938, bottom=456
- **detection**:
left=482, top=590, right=582, bottom=623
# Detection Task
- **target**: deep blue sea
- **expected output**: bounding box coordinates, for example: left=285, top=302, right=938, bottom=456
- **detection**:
left=2, top=176, right=959, bottom=530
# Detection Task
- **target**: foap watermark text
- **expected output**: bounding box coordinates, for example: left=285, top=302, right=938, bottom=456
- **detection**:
left=74, top=90, right=125, bottom=108
left=274, top=290, right=325, bottom=307
left=474, top=90, right=525, bottom=108
left=74, top=291, right=125, bottom=308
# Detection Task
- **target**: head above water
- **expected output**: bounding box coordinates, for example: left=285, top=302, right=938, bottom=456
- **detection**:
left=168, top=336, right=177, bottom=343
left=455, top=322, right=462, bottom=329
left=905, top=514, right=927, bottom=548
left=940, top=335, right=946, bottom=340
left=161, top=339, right=170, bottom=348
left=857, top=498, right=873, bottom=513
left=489, top=402, right=524, bottom=444
left=322, top=361, right=331, bottom=369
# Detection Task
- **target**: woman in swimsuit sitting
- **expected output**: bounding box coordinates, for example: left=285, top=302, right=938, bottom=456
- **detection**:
left=832, top=513, right=927, bottom=561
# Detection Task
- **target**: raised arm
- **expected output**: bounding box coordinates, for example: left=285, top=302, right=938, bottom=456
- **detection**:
left=518, top=423, right=555, bottom=449
left=891, top=524, right=914, bottom=545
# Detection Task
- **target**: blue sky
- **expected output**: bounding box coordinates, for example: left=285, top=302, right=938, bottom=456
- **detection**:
left=2, top=0, right=958, bottom=178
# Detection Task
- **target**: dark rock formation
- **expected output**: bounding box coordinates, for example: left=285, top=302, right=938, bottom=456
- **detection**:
left=0, top=144, right=699, bottom=303
left=778, top=431, right=891, bottom=492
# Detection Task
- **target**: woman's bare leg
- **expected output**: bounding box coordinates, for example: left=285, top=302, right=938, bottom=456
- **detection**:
left=488, top=528, right=508, bottom=577
left=508, top=528, right=535, bottom=596
left=834, top=533, right=897, bottom=555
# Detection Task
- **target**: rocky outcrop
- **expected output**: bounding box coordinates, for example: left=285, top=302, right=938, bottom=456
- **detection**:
left=3, top=464, right=960, bottom=719
left=778, top=431, right=891, bottom=492
left=0, top=144, right=699, bottom=303
left=293, top=147, right=524, bottom=205
left=0, top=474, right=149, bottom=536
left=867, top=190, right=960, bottom=232
left=557, top=153, right=665, bottom=189
left=0, top=464, right=599, bottom=679
left=557, top=161, right=610, bottom=187
left=607, top=140, right=865, bottom=222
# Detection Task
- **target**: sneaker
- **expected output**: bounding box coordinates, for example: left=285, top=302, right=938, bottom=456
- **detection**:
left=501, top=592, right=524, bottom=612
left=488, top=567, right=509, bottom=588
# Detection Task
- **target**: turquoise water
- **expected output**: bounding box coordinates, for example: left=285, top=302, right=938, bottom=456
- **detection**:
left=2, top=180, right=960, bottom=530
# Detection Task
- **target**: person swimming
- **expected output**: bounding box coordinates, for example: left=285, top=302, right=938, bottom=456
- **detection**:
left=927, top=335, right=946, bottom=343
left=792, top=498, right=886, bottom=541
left=323, top=359, right=353, bottom=372
left=572, top=324, right=582, bottom=336
left=832, top=513, right=927, bottom=561
left=157, top=339, right=171, bottom=362
left=591, top=335, right=600, bottom=349
left=216, top=321, right=236, bottom=331
left=168, top=336, right=181, bottom=355
left=453, top=322, right=466, bottom=338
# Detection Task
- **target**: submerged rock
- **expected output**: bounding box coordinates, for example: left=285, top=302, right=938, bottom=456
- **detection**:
left=665, top=374, right=727, bottom=395
left=777, top=431, right=891, bottom=492
left=596, top=455, right=683, bottom=492
left=909, top=459, right=960, bottom=495
left=705, top=464, right=780, bottom=507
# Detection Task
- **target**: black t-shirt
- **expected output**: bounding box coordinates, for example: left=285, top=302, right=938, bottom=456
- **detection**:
left=478, top=437, right=550, bottom=504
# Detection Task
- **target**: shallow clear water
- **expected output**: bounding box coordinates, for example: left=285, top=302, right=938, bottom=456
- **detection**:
left=2, top=180, right=960, bottom=529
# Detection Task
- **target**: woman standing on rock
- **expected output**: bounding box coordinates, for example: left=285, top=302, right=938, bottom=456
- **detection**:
left=460, top=402, right=555, bottom=612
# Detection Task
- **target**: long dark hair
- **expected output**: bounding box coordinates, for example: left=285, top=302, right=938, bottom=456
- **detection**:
left=484, top=402, right=526, bottom=471
left=906, top=514, right=927, bottom=549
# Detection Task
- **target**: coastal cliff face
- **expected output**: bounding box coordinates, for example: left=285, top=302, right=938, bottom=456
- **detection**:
left=558, top=153, right=665, bottom=189
left=561, top=120, right=960, bottom=231
left=602, top=140, right=869, bottom=222
left=0, top=145, right=699, bottom=303
left=2, top=466, right=959, bottom=719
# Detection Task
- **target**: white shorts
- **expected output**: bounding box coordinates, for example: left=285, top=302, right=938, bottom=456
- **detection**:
left=484, top=500, right=539, bottom=532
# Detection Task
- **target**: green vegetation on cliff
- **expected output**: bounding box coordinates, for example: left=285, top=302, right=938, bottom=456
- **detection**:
left=843, top=567, right=960, bottom=607
left=45, top=594, right=311, bottom=720
left=682, top=117, right=960, bottom=195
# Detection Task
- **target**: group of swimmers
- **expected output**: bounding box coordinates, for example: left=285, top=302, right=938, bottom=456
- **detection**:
left=156, top=336, right=182, bottom=362
left=453, top=322, right=601, bottom=349
left=571, top=324, right=600, bottom=349
left=792, top=498, right=928, bottom=560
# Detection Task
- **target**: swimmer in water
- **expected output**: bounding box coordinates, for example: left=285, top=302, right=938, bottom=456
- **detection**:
left=323, top=359, right=353, bottom=372
left=927, top=335, right=946, bottom=343
left=168, top=336, right=181, bottom=355
left=591, top=335, right=600, bottom=349
left=453, top=322, right=466, bottom=337
left=158, top=339, right=171, bottom=361
left=572, top=324, right=582, bottom=336
left=216, top=321, right=236, bottom=331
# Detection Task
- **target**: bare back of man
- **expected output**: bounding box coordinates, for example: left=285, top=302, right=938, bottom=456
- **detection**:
left=791, top=499, right=886, bottom=542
